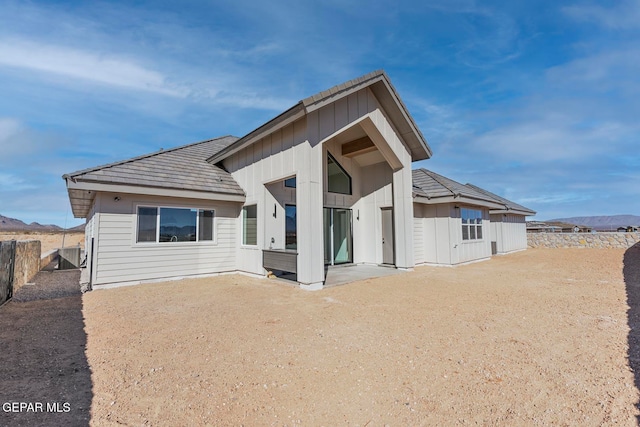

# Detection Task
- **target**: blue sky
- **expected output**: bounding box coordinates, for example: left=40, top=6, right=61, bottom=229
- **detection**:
left=0, top=0, right=638, bottom=227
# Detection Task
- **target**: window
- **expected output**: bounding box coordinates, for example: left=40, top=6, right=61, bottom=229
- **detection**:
left=242, top=205, right=257, bottom=245
left=136, top=206, right=214, bottom=243
left=461, top=208, right=483, bottom=241
left=284, top=177, right=296, bottom=188
left=137, top=207, right=157, bottom=242
left=285, top=205, right=296, bottom=250
left=199, top=210, right=215, bottom=241
left=327, top=153, right=352, bottom=195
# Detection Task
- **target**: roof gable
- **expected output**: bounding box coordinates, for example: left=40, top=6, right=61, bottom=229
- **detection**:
left=207, top=70, right=432, bottom=164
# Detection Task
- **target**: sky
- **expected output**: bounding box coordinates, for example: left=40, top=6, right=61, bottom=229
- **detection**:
left=0, top=0, right=638, bottom=227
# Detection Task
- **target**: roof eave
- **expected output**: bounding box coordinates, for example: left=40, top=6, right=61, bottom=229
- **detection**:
left=66, top=179, right=247, bottom=203
left=414, top=194, right=504, bottom=209
left=490, top=208, right=537, bottom=216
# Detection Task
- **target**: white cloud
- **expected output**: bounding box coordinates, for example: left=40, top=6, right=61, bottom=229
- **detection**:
left=473, top=119, right=632, bottom=162
left=0, top=38, right=188, bottom=97
left=0, top=172, right=37, bottom=191
left=563, top=0, right=640, bottom=30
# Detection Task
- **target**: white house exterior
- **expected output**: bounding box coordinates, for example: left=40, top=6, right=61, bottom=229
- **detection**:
left=412, top=169, right=535, bottom=266
left=64, top=71, right=534, bottom=289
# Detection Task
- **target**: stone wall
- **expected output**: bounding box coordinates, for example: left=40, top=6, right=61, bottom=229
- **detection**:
left=528, top=232, right=640, bottom=249
left=12, top=240, right=42, bottom=293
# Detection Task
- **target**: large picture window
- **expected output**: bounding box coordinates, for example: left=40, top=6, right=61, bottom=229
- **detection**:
left=461, top=208, right=483, bottom=241
left=136, top=206, right=214, bottom=243
left=327, top=153, right=352, bottom=195
left=242, top=205, right=257, bottom=246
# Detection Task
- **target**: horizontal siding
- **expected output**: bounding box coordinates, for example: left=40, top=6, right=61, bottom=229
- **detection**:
left=93, top=193, right=239, bottom=285
left=413, top=217, right=425, bottom=264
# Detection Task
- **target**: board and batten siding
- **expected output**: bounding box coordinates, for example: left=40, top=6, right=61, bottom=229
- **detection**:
left=490, top=214, right=527, bottom=253
left=223, top=116, right=308, bottom=276
left=312, top=87, right=415, bottom=268
left=223, top=86, right=417, bottom=278
left=414, top=203, right=491, bottom=266
left=355, top=162, right=394, bottom=265
left=92, top=193, right=239, bottom=285
left=451, top=205, right=491, bottom=264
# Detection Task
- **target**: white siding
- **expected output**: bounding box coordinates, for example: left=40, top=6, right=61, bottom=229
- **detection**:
left=490, top=214, right=527, bottom=253
left=223, top=117, right=310, bottom=277
left=223, top=86, right=417, bottom=283
left=92, top=193, right=239, bottom=285
left=413, top=204, right=425, bottom=265
left=414, top=202, right=491, bottom=266
left=356, top=162, right=393, bottom=264
left=452, top=205, right=491, bottom=264
left=84, top=201, right=97, bottom=284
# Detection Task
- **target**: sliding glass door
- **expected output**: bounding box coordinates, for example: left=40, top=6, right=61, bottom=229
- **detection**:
left=323, top=208, right=353, bottom=265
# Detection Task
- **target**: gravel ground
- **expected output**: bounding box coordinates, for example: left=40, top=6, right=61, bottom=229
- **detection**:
left=11, top=265, right=83, bottom=302
left=77, top=247, right=640, bottom=426
left=0, top=268, right=90, bottom=427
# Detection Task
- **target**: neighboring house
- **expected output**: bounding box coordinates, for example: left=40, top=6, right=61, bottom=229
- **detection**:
left=64, top=70, right=535, bottom=289
left=527, top=221, right=592, bottom=233
left=527, top=221, right=563, bottom=233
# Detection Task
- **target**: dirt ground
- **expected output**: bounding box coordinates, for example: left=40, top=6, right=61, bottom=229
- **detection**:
left=0, top=269, right=91, bottom=427
left=0, top=232, right=84, bottom=253
left=2, top=248, right=640, bottom=426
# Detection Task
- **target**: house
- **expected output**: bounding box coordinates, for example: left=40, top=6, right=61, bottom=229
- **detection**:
left=412, top=169, right=534, bottom=266
left=64, top=70, right=535, bottom=290
left=527, top=221, right=562, bottom=233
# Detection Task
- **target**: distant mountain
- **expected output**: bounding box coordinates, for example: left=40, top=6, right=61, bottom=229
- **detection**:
left=68, top=223, right=86, bottom=232
left=0, top=214, right=64, bottom=232
left=547, top=215, right=640, bottom=230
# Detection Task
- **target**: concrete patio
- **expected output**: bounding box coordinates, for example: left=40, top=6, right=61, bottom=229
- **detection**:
left=323, top=264, right=406, bottom=287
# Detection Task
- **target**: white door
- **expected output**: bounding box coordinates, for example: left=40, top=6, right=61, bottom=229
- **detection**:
left=381, top=208, right=394, bottom=265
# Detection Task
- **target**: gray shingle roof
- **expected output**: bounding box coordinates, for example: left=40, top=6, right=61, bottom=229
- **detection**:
left=464, top=183, right=536, bottom=215
left=64, top=136, right=244, bottom=195
left=412, top=168, right=535, bottom=215
left=412, top=169, right=491, bottom=201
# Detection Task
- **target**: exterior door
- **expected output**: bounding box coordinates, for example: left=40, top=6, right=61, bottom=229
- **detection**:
left=381, top=208, right=394, bottom=265
left=323, top=208, right=353, bottom=265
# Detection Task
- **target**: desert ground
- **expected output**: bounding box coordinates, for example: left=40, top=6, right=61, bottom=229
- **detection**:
left=2, top=247, right=640, bottom=426
left=0, top=231, right=84, bottom=253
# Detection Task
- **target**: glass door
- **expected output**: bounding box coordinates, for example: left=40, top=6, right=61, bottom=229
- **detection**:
left=323, top=208, right=353, bottom=265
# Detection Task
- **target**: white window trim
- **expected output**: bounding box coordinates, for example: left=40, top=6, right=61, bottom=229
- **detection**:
left=461, top=207, right=484, bottom=242
left=240, top=204, right=258, bottom=248
left=326, top=150, right=352, bottom=196
left=134, top=204, right=217, bottom=246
